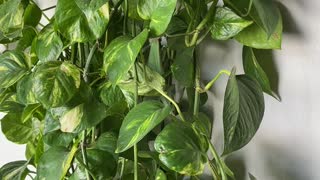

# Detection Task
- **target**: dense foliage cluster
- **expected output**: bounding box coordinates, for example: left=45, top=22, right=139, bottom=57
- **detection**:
left=0, top=0, right=282, bottom=179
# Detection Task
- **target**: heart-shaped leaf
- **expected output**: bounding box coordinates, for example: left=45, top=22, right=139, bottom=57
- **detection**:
left=243, top=46, right=278, bottom=99
left=138, top=0, right=177, bottom=36
left=16, top=74, right=38, bottom=105
left=210, top=7, right=252, bottom=40
left=116, top=101, right=171, bottom=153
left=32, top=61, right=81, bottom=108
left=55, top=0, right=110, bottom=42
left=0, top=160, right=29, bottom=180
left=103, top=29, right=148, bottom=84
left=154, top=122, right=208, bottom=175
left=171, top=47, right=194, bottom=87
left=33, top=24, right=63, bottom=62
left=23, top=3, right=42, bottom=27
left=223, top=69, right=265, bottom=155
left=235, top=10, right=282, bottom=49
left=0, top=51, right=29, bottom=88
left=16, top=26, right=37, bottom=51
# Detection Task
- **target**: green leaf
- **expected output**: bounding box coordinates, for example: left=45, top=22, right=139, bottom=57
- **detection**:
left=16, top=74, right=38, bottom=105
left=55, top=0, right=110, bottom=42
left=0, top=51, right=29, bottom=88
left=116, top=101, right=171, bottom=153
left=235, top=10, right=282, bottom=49
left=32, top=61, right=81, bottom=108
left=0, top=0, right=24, bottom=40
left=138, top=0, right=177, bottom=36
left=43, top=130, right=75, bottom=147
left=249, top=173, right=257, bottom=180
left=171, top=47, right=194, bottom=87
left=127, top=0, right=141, bottom=19
left=59, top=100, right=107, bottom=133
left=16, top=26, right=37, bottom=51
left=24, top=3, right=42, bottom=27
left=154, top=122, right=208, bottom=175
left=225, top=0, right=280, bottom=37
left=77, top=149, right=117, bottom=179
left=94, top=132, right=117, bottom=155
left=33, top=24, right=63, bottom=62
left=0, top=101, right=24, bottom=113
left=1, top=113, right=33, bottom=144
left=0, top=160, right=28, bottom=180
left=99, top=82, right=126, bottom=106
left=210, top=7, right=252, bottom=40
left=37, top=146, right=75, bottom=180
left=148, top=38, right=163, bottom=74
left=192, top=112, right=212, bottom=137
left=223, top=70, right=265, bottom=155
left=155, top=168, right=167, bottom=180
left=21, top=103, right=41, bottom=123
left=103, top=29, right=149, bottom=84
left=243, top=46, right=277, bottom=99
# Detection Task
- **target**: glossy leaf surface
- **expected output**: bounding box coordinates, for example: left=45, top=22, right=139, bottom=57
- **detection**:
left=154, top=122, right=208, bottom=175
left=116, top=101, right=171, bottom=153
left=223, top=70, right=265, bottom=154
left=0, top=160, right=28, bottom=180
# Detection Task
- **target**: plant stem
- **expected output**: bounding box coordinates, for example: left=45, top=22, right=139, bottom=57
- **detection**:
left=83, top=43, right=98, bottom=83
left=133, top=63, right=139, bottom=180
left=81, top=131, right=91, bottom=180
left=42, top=5, right=56, bottom=11
left=71, top=44, right=76, bottom=64
left=208, top=160, right=221, bottom=180
left=193, top=49, right=200, bottom=116
left=61, top=139, right=80, bottom=180
left=123, top=0, right=128, bottom=35
left=197, top=70, right=231, bottom=93
left=207, top=139, right=227, bottom=180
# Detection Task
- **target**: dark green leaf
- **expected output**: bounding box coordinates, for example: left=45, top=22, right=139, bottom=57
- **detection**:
left=116, top=101, right=171, bottom=153
left=235, top=10, right=282, bottom=49
left=192, top=112, right=212, bottom=137
left=94, top=132, right=117, bottom=155
left=16, top=26, right=37, bottom=51
left=127, top=0, right=141, bottom=19
left=154, top=122, right=208, bottom=175
left=99, top=82, right=126, bottom=106
left=21, top=103, right=41, bottom=123
left=24, top=3, right=42, bottom=27
left=148, top=38, right=163, bottom=74
left=55, top=0, right=110, bottom=42
left=138, top=0, right=177, bottom=36
left=0, top=101, right=24, bottom=113
left=223, top=70, right=264, bottom=155
left=155, top=168, right=167, bottom=180
left=33, top=24, right=63, bottom=62
left=1, top=113, right=33, bottom=144
left=0, top=160, right=28, bottom=180
left=103, top=29, right=149, bottom=84
left=32, top=61, right=81, bottom=108
left=0, top=0, right=24, bottom=40
left=243, top=46, right=277, bottom=99
left=37, top=147, right=74, bottom=180
left=0, top=51, right=29, bottom=88
left=43, top=130, right=75, bottom=147
left=171, top=47, right=194, bottom=87
left=16, top=74, right=38, bottom=105
left=210, top=7, right=252, bottom=40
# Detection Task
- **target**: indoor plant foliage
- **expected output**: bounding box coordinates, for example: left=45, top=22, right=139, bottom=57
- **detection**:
left=0, top=0, right=282, bottom=179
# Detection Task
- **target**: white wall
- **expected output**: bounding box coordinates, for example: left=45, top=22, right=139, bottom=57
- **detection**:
left=1, top=1, right=320, bottom=180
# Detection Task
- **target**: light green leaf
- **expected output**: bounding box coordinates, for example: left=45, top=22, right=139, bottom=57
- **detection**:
left=171, top=47, right=194, bottom=87
left=223, top=69, right=265, bottom=155
left=148, top=38, right=162, bottom=74
left=154, top=122, right=208, bottom=175
left=116, top=101, right=171, bottom=153
left=210, top=7, right=252, bottom=40
left=16, top=74, right=38, bottom=105
left=59, top=100, right=107, bottom=133
left=37, top=147, right=76, bottom=180
left=24, top=3, right=42, bottom=27
left=55, top=0, right=110, bottom=42
left=138, top=0, right=177, bottom=36
left=0, top=51, right=29, bottom=88
left=21, top=103, right=41, bottom=123
left=0, top=160, right=28, bottom=180
left=235, top=10, right=282, bottom=49
left=103, top=29, right=149, bottom=84
left=16, top=26, right=37, bottom=51
left=243, top=46, right=278, bottom=99
left=32, top=61, right=81, bottom=108
left=0, top=0, right=24, bottom=40
left=1, top=113, right=33, bottom=144
left=155, top=168, right=167, bottom=180
left=33, top=24, right=63, bottom=62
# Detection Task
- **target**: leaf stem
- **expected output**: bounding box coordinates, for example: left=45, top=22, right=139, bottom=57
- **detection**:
left=71, top=44, right=76, bottom=64
left=83, top=42, right=98, bottom=82
left=60, top=139, right=80, bottom=180
left=133, top=63, right=139, bottom=180
left=42, top=5, right=56, bottom=11
left=81, top=131, right=91, bottom=180
left=197, top=70, right=231, bottom=93
left=207, top=139, right=227, bottom=180
left=193, top=49, right=200, bottom=116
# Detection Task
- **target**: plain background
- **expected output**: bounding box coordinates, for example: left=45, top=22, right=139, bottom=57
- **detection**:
left=1, top=0, right=319, bottom=180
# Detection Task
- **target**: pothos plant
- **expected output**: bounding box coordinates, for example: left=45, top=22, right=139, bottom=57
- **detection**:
left=0, top=0, right=282, bottom=179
